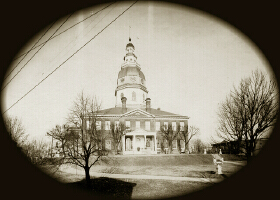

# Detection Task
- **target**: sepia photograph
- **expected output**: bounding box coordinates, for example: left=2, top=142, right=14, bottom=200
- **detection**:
left=1, top=1, right=279, bottom=200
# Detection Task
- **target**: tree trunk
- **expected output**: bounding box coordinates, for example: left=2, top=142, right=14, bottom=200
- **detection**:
left=236, top=138, right=241, bottom=155
left=115, top=142, right=119, bottom=155
left=168, top=141, right=172, bottom=154
left=84, top=155, right=91, bottom=188
left=84, top=166, right=91, bottom=188
left=184, top=141, right=188, bottom=154
left=246, top=139, right=256, bottom=161
left=177, top=139, right=181, bottom=154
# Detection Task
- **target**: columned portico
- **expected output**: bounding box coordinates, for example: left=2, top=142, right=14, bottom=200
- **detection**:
left=122, top=129, right=157, bottom=155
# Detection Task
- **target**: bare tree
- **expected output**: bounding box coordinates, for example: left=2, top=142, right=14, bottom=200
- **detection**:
left=4, top=116, right=28, bottom=148
left=160, top=124, right=178, bottom=154
left=191, top=138, right=207, bottom=154
left=217, top=70, right=278, bottom=160
left=178, top=125, right=199, bottom=153
left=46, top=124, right=69, bottom=158
left=110, top=123, right=126, bottom=154
left=23, top=139, right=49, bottom=165
left=62, top=92, right=108, bottom=186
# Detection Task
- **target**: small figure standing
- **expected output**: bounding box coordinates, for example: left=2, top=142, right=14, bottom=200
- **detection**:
left=219, top=149, right=222, bottom=155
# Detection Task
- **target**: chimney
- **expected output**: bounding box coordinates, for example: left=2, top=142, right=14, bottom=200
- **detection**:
left=145, top=98, right=151, bottom=112
left=121, top=97, right=127, bottom=113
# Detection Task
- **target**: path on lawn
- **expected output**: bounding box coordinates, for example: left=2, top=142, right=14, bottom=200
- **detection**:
left=60, top=166, right=224, bottom=183
left=223, top=161, right=247, bottom=166
left=90, top=171, right=223, bottom=183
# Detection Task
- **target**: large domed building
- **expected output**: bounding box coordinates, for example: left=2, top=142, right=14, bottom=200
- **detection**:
left=92, top=38, right=189, bottom=155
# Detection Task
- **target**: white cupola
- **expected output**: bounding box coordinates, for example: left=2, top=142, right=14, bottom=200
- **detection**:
left=115, top=38, right=148, bottom=108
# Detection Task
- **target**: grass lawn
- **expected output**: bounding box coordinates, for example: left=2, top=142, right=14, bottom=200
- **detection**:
left=126, top=178, right=214, bottom=199
left=90, top=162, right=245, bottom=178
left=51, top=171, right=215, bottom=199
left=88, top=154, right=246, bottom=178
left=45, top=154, right=246, bottom=199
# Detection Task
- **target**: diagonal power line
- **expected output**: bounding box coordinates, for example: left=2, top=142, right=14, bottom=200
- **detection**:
left=44, top=1, right=117, bottom=72
left=3, top=0, right=138, bottom=115
left=4, top=22, right=56, bottom=81
left=2, top=12, right=74, bottom=91
left=12, top=1, right=117, bottom=62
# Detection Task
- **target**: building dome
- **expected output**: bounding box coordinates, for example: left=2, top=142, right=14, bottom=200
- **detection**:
left=126, top=42, right=135, bottom=49
left=118, top=67, right=146, bottom=80
left=115, top=38, right=148, bottom=108
left=139, top=71, right=145, bottom=80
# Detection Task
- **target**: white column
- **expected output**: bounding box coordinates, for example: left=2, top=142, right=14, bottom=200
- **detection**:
left=154, top=134, right=157, bottom=153
left=122, top=135, right=125, bottom=154
left=133, top=135, right=136, bottom=153
left=144, top=135, right=146, bottom=148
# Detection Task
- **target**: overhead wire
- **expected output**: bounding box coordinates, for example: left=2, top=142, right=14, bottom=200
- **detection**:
left=44, top=1, right=117, bottom=73
left=12, top=1, right=117, bottom=61
left=1, top=12, right=74, bottom=91
left=2, top=0, right=138, bottom=114
left=4, top=22, right=56, bottom=81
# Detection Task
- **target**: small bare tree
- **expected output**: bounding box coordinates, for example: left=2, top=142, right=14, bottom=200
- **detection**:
left=4, top=116, right=28, bottom=148
left=178, top=125, right=199, bottom=153
left=46, top=124, right=69, bottom=158
left=160, top=124, right=178, bottom=154
left=191, top=138, right=207, bottom=154
left=217, top=70, right=279, bottom=160
left=110, top=123, right=126, bottom=154
left=64, top=92, right=108, bottom=186
left=23, top=139, right=48, bottom=165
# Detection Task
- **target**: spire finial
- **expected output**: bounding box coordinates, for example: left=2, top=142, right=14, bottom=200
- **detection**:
left=129, top=26, right=131, bottom=41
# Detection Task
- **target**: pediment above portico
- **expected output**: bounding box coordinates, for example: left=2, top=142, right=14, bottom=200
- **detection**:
left=121, top=108, right=155, bottom=118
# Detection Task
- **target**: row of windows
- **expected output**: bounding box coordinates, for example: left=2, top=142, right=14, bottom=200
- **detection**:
left=160, top=122, right=185, bottom=131
left=87, top=120, right=185, bottom=131
left=125, top=58, right=135, bottom=62
left=157, top=139, right=186, bottom=149
left=103, top=139, right=186, bottom=151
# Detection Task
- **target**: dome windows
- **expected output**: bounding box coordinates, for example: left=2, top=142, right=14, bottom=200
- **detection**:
left=124, top=56, right=135, bottom=63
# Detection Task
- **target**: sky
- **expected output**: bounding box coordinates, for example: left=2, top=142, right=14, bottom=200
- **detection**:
left=1, top=1, right=273, bottom=144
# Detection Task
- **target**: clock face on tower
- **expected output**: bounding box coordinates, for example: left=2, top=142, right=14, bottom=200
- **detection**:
left=130, top=76, right=136, bottom=82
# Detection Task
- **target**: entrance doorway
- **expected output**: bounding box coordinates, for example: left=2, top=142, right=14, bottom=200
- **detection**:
left=135, top=136, right=144, bottom=151
left=125, top=136, right=133, bottom=151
